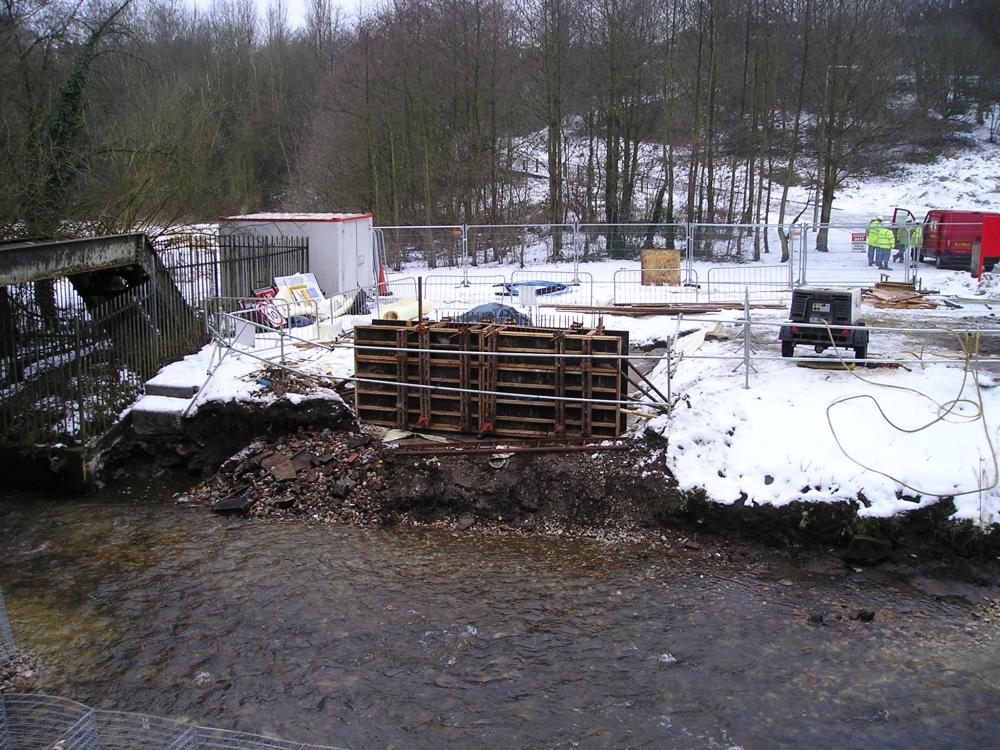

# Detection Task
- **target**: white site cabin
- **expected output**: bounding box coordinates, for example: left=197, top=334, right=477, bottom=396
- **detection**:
left=218, top=212, right=375, bottom=295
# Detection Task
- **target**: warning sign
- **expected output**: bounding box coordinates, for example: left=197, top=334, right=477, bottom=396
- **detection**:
left=851, top=232, right=867, bottom=253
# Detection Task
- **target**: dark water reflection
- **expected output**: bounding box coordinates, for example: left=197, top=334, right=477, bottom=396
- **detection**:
left=1, top=493, right=997, bottom=749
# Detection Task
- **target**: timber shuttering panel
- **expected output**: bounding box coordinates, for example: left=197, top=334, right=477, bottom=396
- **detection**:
left=354, top=321, right=629, bottom=438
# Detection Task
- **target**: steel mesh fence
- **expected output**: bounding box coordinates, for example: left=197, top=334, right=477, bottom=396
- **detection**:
left=0, top=592, right=14, bottom=668
left=0, top=696, right=351, bottom=750
left=510, top=270, right=593, bottom=307
left=576, top=223, right=687, bottom=261
left=377, top=227, right=463, bottom=270
left=466, top=224, right=574, bottom=265
left=612, top=269, right=701, bottom=305
left=423, top=274, right=508, bottom=313
left=705, top=264, right=792, bottom=301
left=687, top=223, right=788, bottom=263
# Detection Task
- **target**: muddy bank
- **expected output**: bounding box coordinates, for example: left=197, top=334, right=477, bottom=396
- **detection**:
left=77, top=387, right=1000, bottom=584
left=181, top=427, right=677, bottom=541
left=99, top=397, right=354, bottom=488
left=170, top=424, right=1000, bottom=585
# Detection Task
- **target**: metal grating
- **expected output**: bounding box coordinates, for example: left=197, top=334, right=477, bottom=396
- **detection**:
left=0, top=696, right=351, bottom=750
left=0, top=592, right=14, bottom=667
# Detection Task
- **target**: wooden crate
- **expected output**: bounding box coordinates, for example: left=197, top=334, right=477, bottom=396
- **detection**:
left=354, top=320, right=629, bottom=438
left=640, top=249, right=681, bottom=285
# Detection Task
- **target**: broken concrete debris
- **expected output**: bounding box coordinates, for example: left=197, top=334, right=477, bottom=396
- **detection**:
left=191, top=428, right=384, bottom=524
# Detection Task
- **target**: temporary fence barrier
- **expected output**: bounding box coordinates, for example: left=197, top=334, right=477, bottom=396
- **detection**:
left=705, top=264, right=793, bottom=301
left=203, top=298, right=322, bottom=360
left=576, top=223, right=688, bottom=266
left=612, top=268, right=701, bottom=306
left=510, top=270, right=593, bottom=308
left=376, top=226, right=463, bottom=270
left=0, top=695, right=350, bottom=750
left=421, top=274, right=507, bottom=312
left=466, top=224, right=575, bottom=267
left=373, top=220, right=993, bottom=296
left=687, top=223, right=791, bottom=265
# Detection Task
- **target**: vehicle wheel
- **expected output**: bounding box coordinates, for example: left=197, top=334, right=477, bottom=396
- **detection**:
left=781, top=341, right=795, bottom=358
left=985, top=259, right=997, bottom=272
left=854, top=345, right=867, bottom=363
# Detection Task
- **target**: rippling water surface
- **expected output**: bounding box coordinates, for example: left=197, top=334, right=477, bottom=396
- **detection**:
left=1, top=491, right=997, bottom=749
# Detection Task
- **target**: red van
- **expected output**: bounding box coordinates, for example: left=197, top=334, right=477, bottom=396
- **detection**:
left=916, top=210, right=1000, bottom=268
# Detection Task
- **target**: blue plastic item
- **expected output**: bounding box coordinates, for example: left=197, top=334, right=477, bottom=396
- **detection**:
left=494, top=280, right=570, bottom=297
left=456, top=303, right=531, bottom=326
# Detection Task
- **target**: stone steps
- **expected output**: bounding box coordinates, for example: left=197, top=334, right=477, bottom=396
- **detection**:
left=133, top=375, right=203, bottom=436
left=130, top=394, right=193, bottom=436
left=144, top=382, right=200, bottom=399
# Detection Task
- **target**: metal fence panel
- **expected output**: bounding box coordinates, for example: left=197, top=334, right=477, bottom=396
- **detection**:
left=422, top=274, right=508, bottom=316
left=797, top=222, right=927, bottom=288
left=576, top=223, right=687, bottom=262
left=466, top=224, right=574, bottom=265
left=612, top=268, right=701, bottom=305
left=155, top=235, right=310, bottom=308
left=377, top=226, right=463, bottom=270
left=687, top=223, right=791, bottom=264
left=510, top=270, right=593, bottom=308
left=0, top=280, right=157, bottom=445
left=95, top=711, right=192, bottom=750
left=0, top=694, right=8, bottom=750
left=706, top=264, right=792, bottom=301
left=0, top=592, right=13, bottom=668
left=60, top=709, right=99, bottom=750
left=1, top=695, right=94, bottom=750
left=152, top=234, right=220, bottom=307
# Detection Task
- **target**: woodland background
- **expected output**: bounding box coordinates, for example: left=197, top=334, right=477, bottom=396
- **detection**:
left=2, top=0, right=999, bottom=240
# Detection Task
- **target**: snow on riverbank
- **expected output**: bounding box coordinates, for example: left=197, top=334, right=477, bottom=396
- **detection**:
left=639, top=310, right=1000, bottom=524
left=151, top=278, right=1000, bottom=528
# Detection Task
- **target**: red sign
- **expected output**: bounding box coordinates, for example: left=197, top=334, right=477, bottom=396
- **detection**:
left=254, top=286, right=285, bottom=328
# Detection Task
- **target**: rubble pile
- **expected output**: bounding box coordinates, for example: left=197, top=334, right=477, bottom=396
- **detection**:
left=182, top=428, right=389, bottom=524
left=180, top=419, right=693, bottom=547
left=249, top=365, right=340, bottom=398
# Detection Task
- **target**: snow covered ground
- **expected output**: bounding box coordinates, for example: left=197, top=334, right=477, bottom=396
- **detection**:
left=639, top=307, right=1000, bottom=525
left=151, top=124, right=1000, bottom=526
left=155, top=259, right=1000, bottom=528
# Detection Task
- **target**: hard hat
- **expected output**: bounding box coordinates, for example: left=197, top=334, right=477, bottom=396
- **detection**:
left=905, top=217, right=913, bottom=223
left=873, top=216, right=882, bottom=222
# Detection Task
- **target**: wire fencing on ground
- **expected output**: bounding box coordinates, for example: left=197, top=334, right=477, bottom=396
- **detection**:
left=0, top=694, right=351, bottom=750
left=0, top=591, right=15, bottom=668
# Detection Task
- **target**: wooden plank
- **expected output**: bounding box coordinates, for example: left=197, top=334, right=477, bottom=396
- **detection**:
left=354, top=321, right=627, bottom=439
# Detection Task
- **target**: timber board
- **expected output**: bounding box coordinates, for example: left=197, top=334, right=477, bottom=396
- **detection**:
left=354, top=320, right=629, bottom=438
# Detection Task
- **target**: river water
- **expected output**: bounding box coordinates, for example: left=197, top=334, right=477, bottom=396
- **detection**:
left=1, top=491, right=998, bottom=750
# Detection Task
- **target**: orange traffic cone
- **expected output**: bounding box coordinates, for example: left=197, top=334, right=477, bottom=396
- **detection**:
left=377, top=264, right=391, bottom=296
